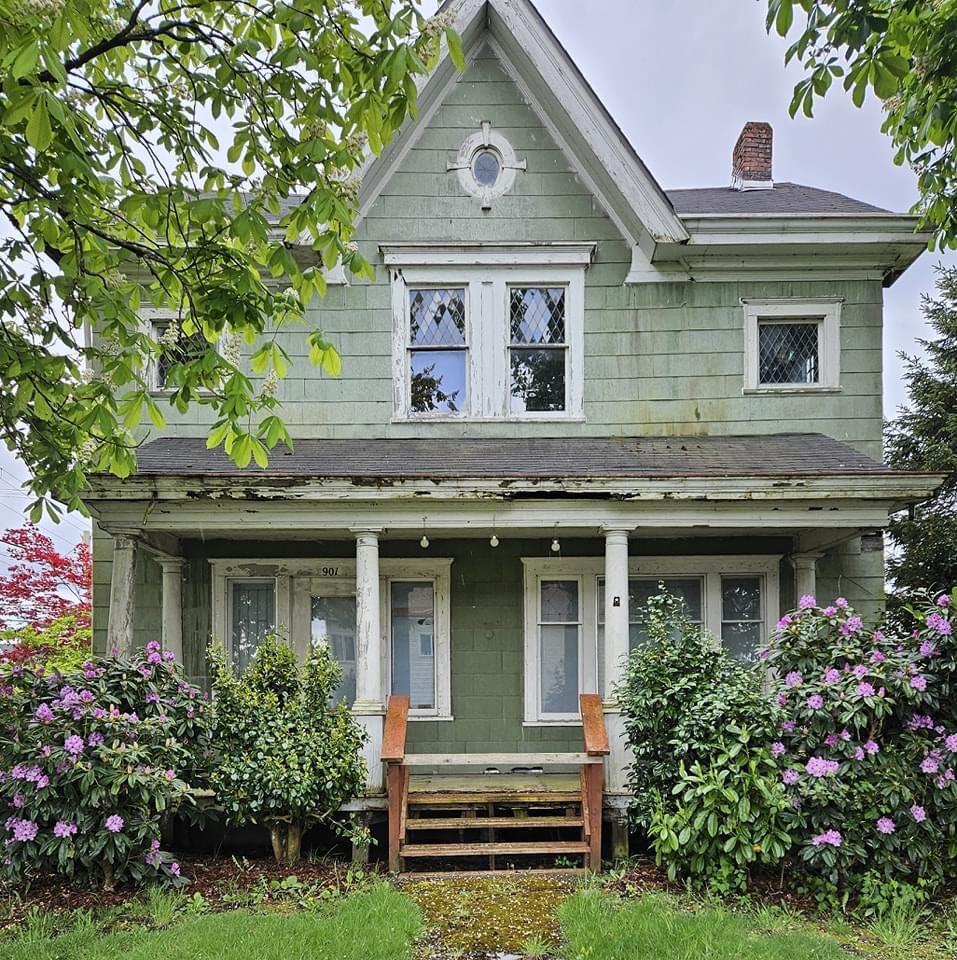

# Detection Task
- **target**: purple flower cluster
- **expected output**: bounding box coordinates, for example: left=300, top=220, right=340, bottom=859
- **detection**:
left=53, top=821, right=78, bottom=839
left=926, top=612, right=952, bottom=636
left=807, top=694, right=824, bottom=710
left=105, top=814, right=124, bottom=834
left=785, top=671, right=803, bottom=689
left=63, top=735, right=84, bottom=756
left=782, top=769, right=799, bottom=785
left=5, top=817, right=38, bottom=842
left=34, top=704, right=55, bottom=723
left=911, top=804, right=927, bottom=824
left=876, top=817, right=896, bottom=835
left=812, top=830, right=842, bottom=847
left=806, top=757, right=839, bottom=778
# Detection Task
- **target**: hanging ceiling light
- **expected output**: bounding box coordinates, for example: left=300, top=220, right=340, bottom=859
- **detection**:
left=420, top=534, right=430, bottom=549
left=490, top=534, right=500, bottom=548
left=551, top=537, right=561, bottom=553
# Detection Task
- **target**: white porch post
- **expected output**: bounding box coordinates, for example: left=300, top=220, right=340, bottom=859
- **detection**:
left=792, top=552, right=822, bottom=603
left=106, top=536, right=136, bottom=656
left=352, top=528, right=385, bottom=792
left=602, top=527, right=633, bottom=794
left=158, top=557, right=185, bottom=665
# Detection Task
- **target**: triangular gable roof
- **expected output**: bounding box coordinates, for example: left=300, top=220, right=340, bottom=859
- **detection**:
left=355, top=0, right=689, bottom=252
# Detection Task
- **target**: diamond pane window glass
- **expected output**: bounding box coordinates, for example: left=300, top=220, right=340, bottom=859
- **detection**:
left=408, top=288, right=467, bottom=416
left=758, top=321, right=819, bottom=385
left=153, top=322, right=208, bottom=389
left=310, top=595, right=357, bottom=706
left=509, top=286, right=567, bottom=415
left=391, top=582, right=435, bottom=710
left=597, top=577, right=703, bottom=695
left=721, top=576, right=764, bottom=661
left=539, top=579, right=580, bottom=715
left=230, top=580, right=276, bottom=675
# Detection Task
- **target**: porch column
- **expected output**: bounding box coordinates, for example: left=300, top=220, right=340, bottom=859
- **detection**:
left=792, top=552, right=822, bottom=603
left=106, top=536, right=136, bottom=656
left=158, top=557, right=185, bottom=665
left=602, top=527, right=632, bottom=794
left=352, top=528, right=385, bottom=793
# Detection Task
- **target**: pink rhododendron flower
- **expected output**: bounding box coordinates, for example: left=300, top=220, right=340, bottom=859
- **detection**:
left=856, top=682, right=876, bottom=697
left=854, top=747, right=865, bottom=761
left=852, top=665, right=868, bottom=679
left=63, top=735, right=84, bottom=756
left=8, top=818, right=38, bottom=842
left=927, top=612, right=952, bottom=636
left=781, top=720, right=795, bottom=733
left=822, top=668, right=841, bottom=684
left=777, top=693, right=788, bottom=706
left=34, top=704, right=54, bottom=722
left=937, top=595, right=950, bottom=607
left=845, top=616, right=863, bottom=633
left=53, top=821, right=77, bottom=838
left=807, top=694, right=824, bottom=710
left=785, top=671, right=803, bottom=689
left=922, top=756, right=940, bottom=774
left=812, top=830, right=842, bottom=847
left=105, top=815, right=124, bottom=833
left=911, top=675, right=928, bottom=691
left=771, top=742, right=785, bottom=757
left=835, top=597, right=849, bottom=608
left=919, top=640, right=937, bottom=658
left=806, top=757, right=839, bottom=777
left=782, top=769, right=799, bottom=785
left=945, top=734, right=957, bottom=753
left=824, top=734, right=838, bottom=747
left=799, top=594, right=816, bottom=609
left=823, top=606, right=837, bottom=617
left=876, top=817, right=896, bottom=835
left=911, top=805, right=927, bottom=823
left=88, top=732, right=104, bottom=747
left=170, top=861, right=181, bottom=877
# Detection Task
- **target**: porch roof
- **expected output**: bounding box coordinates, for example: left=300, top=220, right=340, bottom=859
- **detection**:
left=127, top=433, right=907, bottom=481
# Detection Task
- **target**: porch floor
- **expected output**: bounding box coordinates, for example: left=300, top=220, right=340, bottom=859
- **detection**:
left=409, top=772, right=581, bottom=797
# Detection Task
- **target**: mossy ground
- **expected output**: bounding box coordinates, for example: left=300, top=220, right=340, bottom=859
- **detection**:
left=402, top=874, right=575, bottom=957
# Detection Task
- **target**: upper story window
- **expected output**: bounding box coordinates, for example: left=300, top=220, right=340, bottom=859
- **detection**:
left=384, top=244, right=593, bottom=421
left=743, top=298, right=842, bottom=392
left=148, top=315, right=211, bottom=392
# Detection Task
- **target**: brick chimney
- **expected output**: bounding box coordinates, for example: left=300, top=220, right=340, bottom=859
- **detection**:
left=731, top=122, right=773, bottom=191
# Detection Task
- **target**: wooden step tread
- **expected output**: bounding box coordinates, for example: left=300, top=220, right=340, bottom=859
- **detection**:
left=401, top=841, right=590, bottom=858
left=403, top=752, right=599, bottom=766
left=408, top=791, right=582, bottom=806
left=406, top=816, right=584, bottom=830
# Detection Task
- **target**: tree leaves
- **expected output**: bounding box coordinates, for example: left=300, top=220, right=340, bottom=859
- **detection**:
left=766, top=0, right=957, bottom=250
left=0, top=1, right=463, bottom=515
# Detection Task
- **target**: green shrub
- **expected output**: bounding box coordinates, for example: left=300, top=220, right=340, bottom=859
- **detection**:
left=648, top=727, right=793, bottom=893
left=209, top=635, right=366, bottom=864
left=618, top=591, right=779, bottom=829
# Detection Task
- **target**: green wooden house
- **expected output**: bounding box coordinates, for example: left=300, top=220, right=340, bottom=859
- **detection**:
left=83, top=0, right=941, bottom=868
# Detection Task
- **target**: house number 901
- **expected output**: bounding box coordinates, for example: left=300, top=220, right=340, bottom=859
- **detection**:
left=321, top=566, right=341, bottom=577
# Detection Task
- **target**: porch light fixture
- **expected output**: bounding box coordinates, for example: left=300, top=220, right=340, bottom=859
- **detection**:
left=550, top=537, right=561, bottom=553
left=420, top=534, right=430, bottom=549
left=490, top=534, right=500, bottom=548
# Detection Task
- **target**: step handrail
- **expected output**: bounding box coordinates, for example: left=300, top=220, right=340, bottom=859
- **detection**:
left=381, top=694, right=410, bottom=764
left=579, top=693, right=610, bottom=756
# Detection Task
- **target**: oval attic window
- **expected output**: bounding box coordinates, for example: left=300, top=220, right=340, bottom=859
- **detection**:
left=471, top=149, right=501, bottom=188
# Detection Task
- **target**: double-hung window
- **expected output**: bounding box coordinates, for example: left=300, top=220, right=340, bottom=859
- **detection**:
left=385, top=244, right=591, bottom=420
left=743, top=298, right=842, bottom=392
left=523, top=557, right=779, bottom=723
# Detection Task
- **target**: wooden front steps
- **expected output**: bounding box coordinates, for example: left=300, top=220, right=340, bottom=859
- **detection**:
left=381, top=695, right=610, bottom=874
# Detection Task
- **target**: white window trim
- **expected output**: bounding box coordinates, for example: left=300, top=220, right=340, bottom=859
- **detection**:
left=742, top=298, right=842, bottom=393
left=388, top=248, right=591, bottom=422
left=210, top=558, right=453, bottom=721
left=521, top=555, right=780, bottom=725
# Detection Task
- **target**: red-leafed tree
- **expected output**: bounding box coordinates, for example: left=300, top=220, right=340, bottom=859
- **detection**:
left=0, top=526, right=91, bottom=632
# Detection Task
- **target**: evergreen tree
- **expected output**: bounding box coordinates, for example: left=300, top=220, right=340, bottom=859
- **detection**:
left=885, top=266, right=957, bottom=596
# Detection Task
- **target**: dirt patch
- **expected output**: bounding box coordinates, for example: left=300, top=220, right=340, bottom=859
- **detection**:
left=0, top=853, right=366, bottom=929
left=402, top=873, right=576, bottom=958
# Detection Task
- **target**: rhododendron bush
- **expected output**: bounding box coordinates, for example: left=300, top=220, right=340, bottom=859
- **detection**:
left=0, top=642, right=211, bottom=889
left=767, top=592, right=957, bottom=891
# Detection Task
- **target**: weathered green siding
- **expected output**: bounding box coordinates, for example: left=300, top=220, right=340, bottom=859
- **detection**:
left=138, top=46, right=883, bottom=460
left=92, top=532, right=886, bottom=753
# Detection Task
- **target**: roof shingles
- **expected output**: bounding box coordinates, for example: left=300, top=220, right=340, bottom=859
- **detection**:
left=665, top=182, right=890, bottom=216
left=129, top=434, right=896, bottom=481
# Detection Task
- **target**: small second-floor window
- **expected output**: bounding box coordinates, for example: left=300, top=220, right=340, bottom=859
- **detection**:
left=151, top=319, right=209, bottom=391
left=509, top=287, right=567, bottom=413
left=743, top=298, right=841, bottom=392
left=408, top=288, right=468, bottom=416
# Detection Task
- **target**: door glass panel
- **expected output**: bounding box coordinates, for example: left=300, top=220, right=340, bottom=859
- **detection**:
left=230, top=580, right=275, bottom=675
left=391, top=582, right=435, bottom=710
left=310, top=595, right=357, bottom=706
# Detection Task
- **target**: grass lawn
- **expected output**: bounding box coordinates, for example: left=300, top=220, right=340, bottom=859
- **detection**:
left=4, top=883, right=422, bottom=960
left=558, top=889, right=845, bottom=960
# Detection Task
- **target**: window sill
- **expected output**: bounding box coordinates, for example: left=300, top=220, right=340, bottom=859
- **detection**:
left=392, top=415, right=586, bottom=424
left=742, top=385, right=842, bottom=395
left=408, top=714, right=454, bottom=722
left=522, top=719, right=583, bottom=727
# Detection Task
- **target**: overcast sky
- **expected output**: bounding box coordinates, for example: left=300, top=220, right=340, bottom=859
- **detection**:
left=1, top=0, right=953, bottom=554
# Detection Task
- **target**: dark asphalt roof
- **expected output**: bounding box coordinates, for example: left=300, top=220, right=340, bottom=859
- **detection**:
left=130, top=434, right=898, bottom=481
left=665, top=182, right=890, bottom=216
